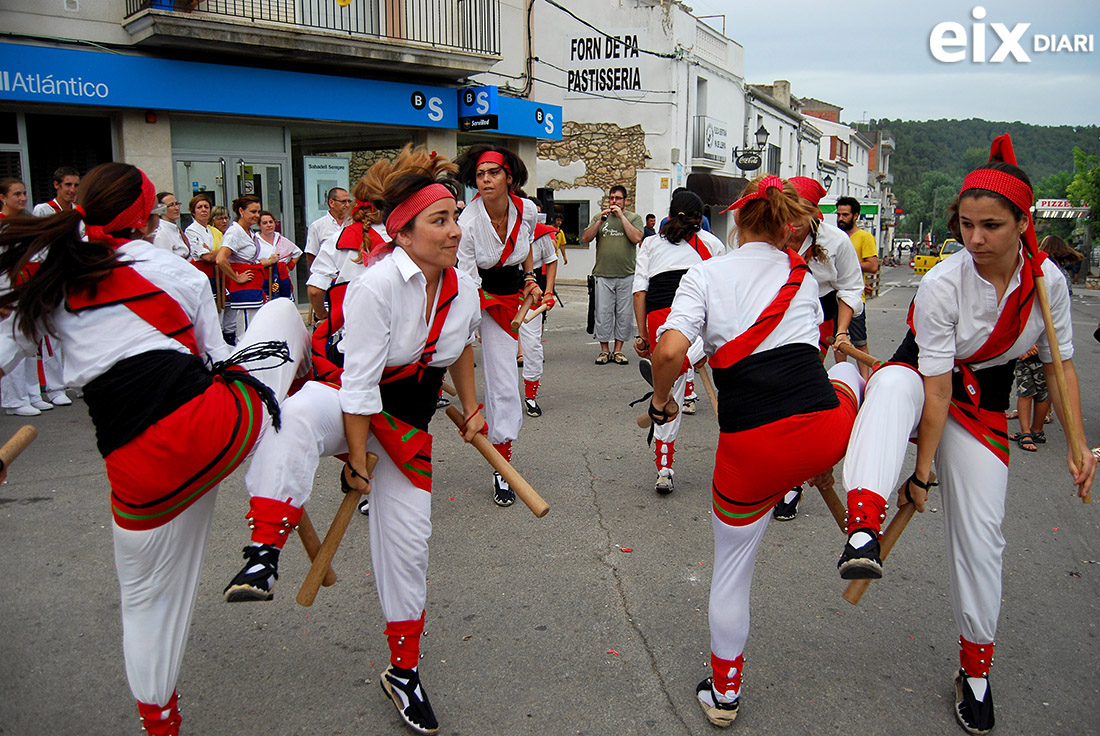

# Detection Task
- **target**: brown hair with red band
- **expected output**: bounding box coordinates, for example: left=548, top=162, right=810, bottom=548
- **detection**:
left=0, top=162, right=151, bottom=341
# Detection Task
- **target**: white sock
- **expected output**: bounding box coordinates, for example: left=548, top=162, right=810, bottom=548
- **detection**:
left=848, top=531, right=874, bottom=549
left=967, top=676, right=988, bottom=701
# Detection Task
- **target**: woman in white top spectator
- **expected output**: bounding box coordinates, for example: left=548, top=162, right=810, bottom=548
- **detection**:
left=254, top=210, right=302, bottom=301
left=216, top=195, right=276, bottom=340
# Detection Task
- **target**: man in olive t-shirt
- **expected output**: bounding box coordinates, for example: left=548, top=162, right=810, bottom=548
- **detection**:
left=581, top=185, right=644, bottom=364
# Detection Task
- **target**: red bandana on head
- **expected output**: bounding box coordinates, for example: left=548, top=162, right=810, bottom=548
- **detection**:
left=84, top=170, right=157, bottom=248
left=960, top=134, right=1042, bottom=278
left=788, top=176, right=826, bottom=220
left=722, top=175, right=785, bottom=213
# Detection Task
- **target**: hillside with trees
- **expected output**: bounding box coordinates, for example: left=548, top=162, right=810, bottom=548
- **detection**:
left=861, top=119, right=1099, bottom=243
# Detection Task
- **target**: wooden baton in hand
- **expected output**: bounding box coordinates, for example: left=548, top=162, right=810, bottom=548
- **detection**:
left=296, top=452, right=379, bottom=607
left=444, top=406, right=549, bottom=518
left=510, top=293, right=537, bottom=331
left=522, top=302, right=550, bottom=324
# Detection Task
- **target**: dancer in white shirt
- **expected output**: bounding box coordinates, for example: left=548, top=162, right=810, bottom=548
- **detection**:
left=0, top=163, right=309, bottom=736
left=454, top=144, right=540, bottom=506
left=633, top=189, right=726, bottom=494
left=835, top=138, right=1095, bottom=736
left=649, top=175, right=864, bottom=727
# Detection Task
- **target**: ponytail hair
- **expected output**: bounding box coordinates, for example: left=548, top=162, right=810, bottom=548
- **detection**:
left=660, top=189, right=703, bottom=244
left=732, top=175, right=816, bottom=247
left=232, top=195, right=261, bottom=219
left=0, top=162, right=147, bottom=341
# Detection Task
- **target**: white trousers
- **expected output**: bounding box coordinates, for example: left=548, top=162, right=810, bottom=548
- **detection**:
left=842, top=364, right=1006, bottom=644
left=519, top=312, right=544, bottom=383
left=653, top=337, right=704, bottom=444
left=245, top=380, right=432, bottom=624
left=1, top=356, right=42, bottom=409
left=39, top=336, right=65, bottom=399
left=481, top=315, right=522, bottom=446
left=112, top=298, right=309, bottom=707
left=708, top=362, right=865, bottom=661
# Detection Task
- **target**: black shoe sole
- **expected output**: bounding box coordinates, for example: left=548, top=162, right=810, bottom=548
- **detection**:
left=639, top=359, right=653, bottom=387
left=838, top=559, right=883, bottom=580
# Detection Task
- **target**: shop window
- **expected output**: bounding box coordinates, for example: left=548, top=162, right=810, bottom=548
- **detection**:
left=554, top=201, right=589, bottom=245
left=25, top=113, right=112, bottom=205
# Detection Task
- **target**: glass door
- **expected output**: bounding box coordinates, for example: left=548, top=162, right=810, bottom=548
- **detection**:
left=175, top=157, right=229, bottom=228
left=235, top=158, right=286, bottom=234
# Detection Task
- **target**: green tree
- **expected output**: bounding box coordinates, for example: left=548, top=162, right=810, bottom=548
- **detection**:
left=1067, top=147, right=1100, bottom=220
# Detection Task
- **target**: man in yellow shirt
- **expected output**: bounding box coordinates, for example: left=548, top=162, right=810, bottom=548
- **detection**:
left=836, top=196, right=879, bottom=378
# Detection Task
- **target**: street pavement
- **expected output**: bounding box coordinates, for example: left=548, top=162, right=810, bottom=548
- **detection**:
left=1, top=264, right=1099, bottom=735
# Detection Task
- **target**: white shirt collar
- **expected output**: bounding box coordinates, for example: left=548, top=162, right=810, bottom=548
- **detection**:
left=392, top=245, right=425, bottom=284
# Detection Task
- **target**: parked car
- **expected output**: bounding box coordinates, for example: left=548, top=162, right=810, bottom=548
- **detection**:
left=914, top=238, right=963, bottom=274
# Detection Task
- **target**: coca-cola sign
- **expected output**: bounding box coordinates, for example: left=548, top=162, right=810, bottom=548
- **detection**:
left=736, top=151, right=762, bottom=171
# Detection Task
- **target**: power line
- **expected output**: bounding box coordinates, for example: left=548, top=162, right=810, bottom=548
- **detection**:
left=540, top=0, right=681, bottom=60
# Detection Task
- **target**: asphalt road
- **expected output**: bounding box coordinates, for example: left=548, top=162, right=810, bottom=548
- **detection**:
left=1, top=264, right=1098, bottom=736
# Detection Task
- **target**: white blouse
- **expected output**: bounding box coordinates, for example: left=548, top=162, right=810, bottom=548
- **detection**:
left=798, top=220, right=865, bottom=317
left=339, top=246, right=481, bottom=417
left=658, top=242, right=823, bottom=359
left=632, top=230, right=727, bottom=294
left=0, top=241, right=231, bottom=387
left=221, top=222, right=260, bottom=264
left=913, top=248, right=1072, bottom=376
left=456, top=196, right=536, bottom=285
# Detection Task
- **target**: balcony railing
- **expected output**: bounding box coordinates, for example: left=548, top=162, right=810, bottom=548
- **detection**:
left=125, top=0, right=500, bottom=56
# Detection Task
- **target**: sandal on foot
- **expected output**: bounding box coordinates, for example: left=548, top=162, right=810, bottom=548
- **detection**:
left=595, top=351, right=610, bottom=365
left=1015, top=433, right=1037, bottom=452
left=1032, top=430, right=1046, bottom=443
left=612, top=351, right=629, bottom=365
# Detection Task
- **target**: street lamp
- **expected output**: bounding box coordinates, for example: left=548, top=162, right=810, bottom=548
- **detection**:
left=822, top=174, right=833, bottom=191
left=734, top=125, right=771, bottom=172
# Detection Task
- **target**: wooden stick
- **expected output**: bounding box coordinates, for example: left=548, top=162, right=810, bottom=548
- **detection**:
left=296, top=508, right=336, bottom=587
left=444, top=406, right=549, bottom=518
left=0, top=425, right=37, bottom=471
left=834, top=342, right=881, bottom=369
left=441, top=381, right=457, bottom=396
left=636, top=397, right=680, bottom=428
left=215, top=268, right=225, bottom=313
left=843, top=472, right=937, bottom=605
left=697, top=363, right=719, bottom=417
left=807, top=468, right=847, bottom=532
left=296, top=453, right=379, bottom=607
left=510, top=293, right=537, bottom=331
left=522, top=302, right=550, bottom=324
left=1033, top=274, right=1090, bottom=503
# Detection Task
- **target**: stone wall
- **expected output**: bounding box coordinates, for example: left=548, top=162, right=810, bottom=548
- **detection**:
left=537, top=121, right=650, bottom=200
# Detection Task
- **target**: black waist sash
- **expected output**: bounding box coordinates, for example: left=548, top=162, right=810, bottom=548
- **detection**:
left=83, top=350, right=212, bottom=457
left=645, top=269, right=687, bottom=312
left=820, top=290, right=838, bottom=322
left=478, top=265, right=522, bottom=296
left=711, top=343, right=838, bottom=433
left=380, top=366, right=446, bottom=432
left=889, top=330, right=1016, bottom=412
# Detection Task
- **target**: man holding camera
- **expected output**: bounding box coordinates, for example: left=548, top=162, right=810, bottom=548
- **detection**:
left=582, top=185, right=644, bottom=364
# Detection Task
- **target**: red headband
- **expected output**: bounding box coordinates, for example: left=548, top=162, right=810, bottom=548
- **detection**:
left=84, top=169, right=157, bottom=248
left=384, top=183, right=455, bottom=235
left=961, top=133, right=1041, bottom=276
left=476, top=151, right=511, bottom=176
left=722, top=175, right=785, bottom=213
left=788, top=176, right=826, bottom=206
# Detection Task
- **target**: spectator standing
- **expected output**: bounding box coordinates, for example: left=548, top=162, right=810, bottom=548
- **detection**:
left=303, top=187, right=351, bottom=268
left=152, top=192, right=190, bottom=259
left=643, top=213, right=657, bottom=238
left=582, top=185, right=644, bottom=364
left=553, top=213, right=569, bottom=264
left=255, top=211, right=302, bottom=300
left=836, top=196, right=879, bottom=378
left=32, top=166, right=79, bottom=217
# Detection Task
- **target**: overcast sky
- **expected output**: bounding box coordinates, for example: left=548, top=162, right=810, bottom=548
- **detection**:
left=685, top=0, right=1100, bottom=129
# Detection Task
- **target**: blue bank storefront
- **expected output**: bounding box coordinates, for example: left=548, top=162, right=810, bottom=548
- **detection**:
left=0, top=40, right=560, bottom=296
